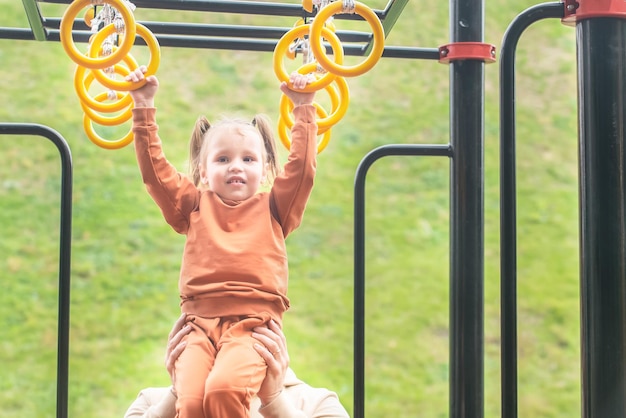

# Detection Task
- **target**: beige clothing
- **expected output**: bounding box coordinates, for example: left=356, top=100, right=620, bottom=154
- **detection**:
left=124, top=368, right=350, bottom=418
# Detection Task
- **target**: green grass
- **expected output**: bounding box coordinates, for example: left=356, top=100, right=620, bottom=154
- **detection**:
left=0, top=0, right=581, bottom=417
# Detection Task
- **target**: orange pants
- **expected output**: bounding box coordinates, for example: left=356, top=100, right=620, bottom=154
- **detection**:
left=174, top=314, right=271, bottom=418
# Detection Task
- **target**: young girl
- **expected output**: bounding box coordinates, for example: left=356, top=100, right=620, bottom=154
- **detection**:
left=126, top=66, right=317, bottom=418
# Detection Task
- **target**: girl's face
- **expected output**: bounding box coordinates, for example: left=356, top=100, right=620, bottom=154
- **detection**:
left=201, top=126, right=266, bottom=202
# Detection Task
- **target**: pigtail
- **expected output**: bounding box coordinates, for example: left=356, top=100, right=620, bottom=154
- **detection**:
left=252, top=114, right=281, bottom=183
left=189, top=115, right=211, bottom=187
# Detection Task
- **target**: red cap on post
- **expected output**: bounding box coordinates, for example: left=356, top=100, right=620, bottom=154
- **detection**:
left=438, top=42, right=497, bottom=64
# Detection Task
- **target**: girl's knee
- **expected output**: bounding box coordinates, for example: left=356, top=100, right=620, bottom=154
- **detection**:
left=205, top=371, right=231, bottom=390
left=176, top=395, right=204, bottom=418
left=204, top=387, right=250, bottom=417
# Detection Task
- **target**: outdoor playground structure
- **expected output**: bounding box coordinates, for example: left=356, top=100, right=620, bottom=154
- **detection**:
left=58, top=0, right=385, bottom=150
left=1, top=1, right=625, bottom=418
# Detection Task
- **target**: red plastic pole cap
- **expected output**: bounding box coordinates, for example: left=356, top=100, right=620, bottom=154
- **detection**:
left=563, top=0, right=626, bottom=24
left=438, top=42, right=497, bottom=64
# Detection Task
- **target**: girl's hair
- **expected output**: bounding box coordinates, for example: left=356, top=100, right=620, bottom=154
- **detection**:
left=189, top=115, right=211, bottom=187
left=188, top=114, right=281, bottom=187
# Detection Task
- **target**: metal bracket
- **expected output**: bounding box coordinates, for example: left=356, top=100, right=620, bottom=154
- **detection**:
left=562, top=0, right=626, bottom=25
left=438, top=42, right=496, bottom=64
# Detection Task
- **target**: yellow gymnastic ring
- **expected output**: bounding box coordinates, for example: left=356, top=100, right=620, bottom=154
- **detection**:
left=75, top=66, right=133, bottom=112
left=277, top=107, right=332, bottom=154
left=285, top=18, right=310, bottom=60
left=302, top=0, right=313, bottom=13
left=309, top=1, right=384, bottom=77
left=90, top=23, right=161, bottom=91
left=83, top=7, right=95, bottom=27
left=60, top=0, right=136, bottom=69
left=279, top=90, right=337, bottom=134
left=280, top=98, right=334, bottom=135
left=279, top=75, right=349, bottom=134
left=292, top=18, right=335, bottom=32
left=73, top=54, right=136, bottom=113
left=83, top=112, right=134, bottom=150
left=81, top=91, right=133, bottom=126
left=273, top=24, right=343, bottom=93
left=325, top=20, right=337, bottom=33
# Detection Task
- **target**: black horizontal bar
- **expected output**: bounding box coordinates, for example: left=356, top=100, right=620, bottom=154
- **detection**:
left=37, top=0, right=385, bottom=20
left=0, top=27, right=37, bottom=40
left=38, top=0, right=311, bottom=16
left=382, top=46, right=440, bottom=60
left=0, top=26, right=439, bottom=59
left=43, top=17, right=376, bottom=43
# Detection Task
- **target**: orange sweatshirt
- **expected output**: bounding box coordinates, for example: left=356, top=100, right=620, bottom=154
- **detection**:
left=132, top=106, right=317, bottom=321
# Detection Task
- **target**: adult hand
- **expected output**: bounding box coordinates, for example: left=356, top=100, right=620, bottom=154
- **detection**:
left=126, top=65, right=159, bottom=108
left=252, top=319, right=289, bottom=406
left=164, top=313, right=192, bottom=394
left=279, top=71, right=316, bottom=107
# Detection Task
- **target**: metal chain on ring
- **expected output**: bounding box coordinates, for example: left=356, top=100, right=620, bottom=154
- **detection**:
left=88, top=1, right=137, bottom=96
left=342, top=0, right=356, bottom=14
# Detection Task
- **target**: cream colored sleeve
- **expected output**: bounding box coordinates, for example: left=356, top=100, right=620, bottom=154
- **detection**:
left=124, top=387, right=177, bottom=418
left=257, top=384, right=350, bottom=418
left=257, top=390, right=307, bottom=418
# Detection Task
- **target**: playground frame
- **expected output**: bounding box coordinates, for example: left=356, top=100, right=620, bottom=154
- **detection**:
left=1, top=1, right=625, bottom=417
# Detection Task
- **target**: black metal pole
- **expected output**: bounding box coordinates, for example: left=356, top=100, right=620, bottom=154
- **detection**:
left=498, top=4, right=564, bottom=418
left=353, top=144, right=452, bottom=418
left=0, top=124, right=73, bottom=418
left=448, top=0, right=484, bottom=415
left=576, top=17, right=626, bottom=418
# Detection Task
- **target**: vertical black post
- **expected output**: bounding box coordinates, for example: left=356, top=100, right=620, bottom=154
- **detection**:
left=353, top=145, right=452, bottom=418
left=577, top=17, right=626, bottom=418
left=449, top=0, right=484, bottom=416
left=0, top=124, right=73, bottom=418
left=499, top=4, right=565, bottom=418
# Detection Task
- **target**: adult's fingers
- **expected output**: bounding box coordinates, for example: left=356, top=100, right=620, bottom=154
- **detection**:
left=168, top=313, right=187, bottom=341
left=251, top=327, right=277, bottom=352
left=266, top=320, right=287, bottom=354
left=168, top=339, right=187, bottom=364
left=253, top=341, right=274, bottom=364
left=167, top=323, right=192, bottom=358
